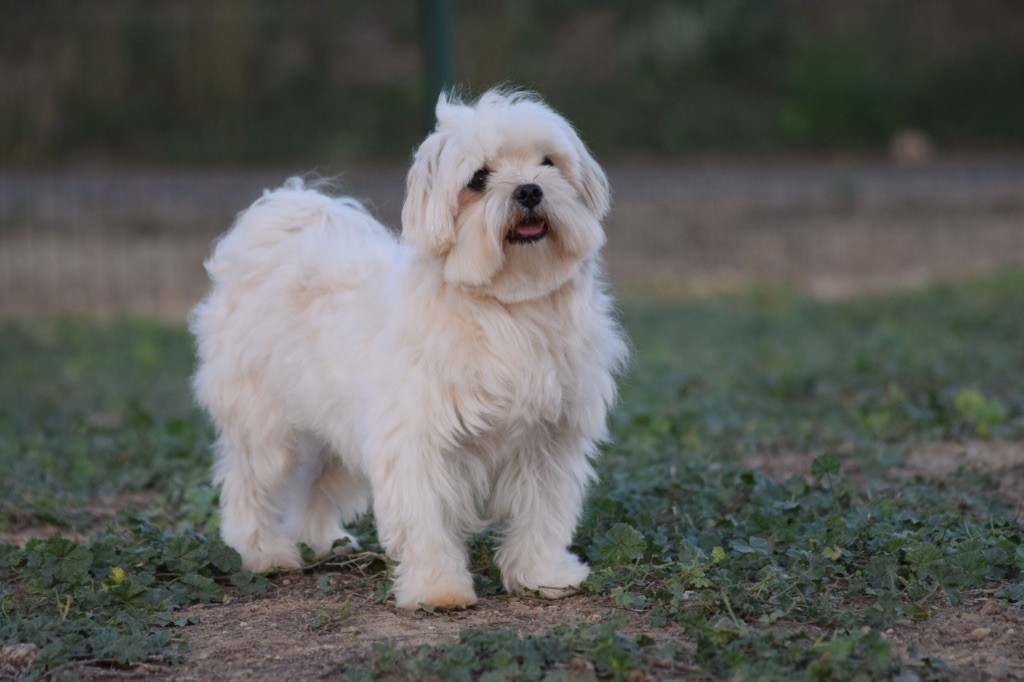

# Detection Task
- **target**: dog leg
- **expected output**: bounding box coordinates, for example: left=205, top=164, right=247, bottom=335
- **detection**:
left=281, top=446, right=367, bottom=559
left=214, top=432, right=302, bottom=573
left=371, top=451, right=478, bottom=610
left=491, top=439, right=594, bottom=599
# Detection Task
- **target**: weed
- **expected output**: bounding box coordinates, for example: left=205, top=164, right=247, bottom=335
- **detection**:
left=340, top=618, right=653, bottom=681
left=309, top=603, right=355, bottom=631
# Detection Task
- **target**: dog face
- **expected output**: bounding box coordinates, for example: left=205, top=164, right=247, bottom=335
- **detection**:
left=402, top=90, right=610, bottom=303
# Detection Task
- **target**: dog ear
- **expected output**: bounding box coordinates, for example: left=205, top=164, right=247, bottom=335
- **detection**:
left=436, top=91, right=474, bottom=131
left=401, top=129, right=457, bottom=256
left=573, top=138, right=611, bottom=221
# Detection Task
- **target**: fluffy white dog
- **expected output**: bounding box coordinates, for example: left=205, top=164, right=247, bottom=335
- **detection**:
left=190, top=89, right=628, bottom=609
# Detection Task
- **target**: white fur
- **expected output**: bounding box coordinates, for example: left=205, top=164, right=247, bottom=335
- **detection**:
left=190, top=90, right=628, bottom=610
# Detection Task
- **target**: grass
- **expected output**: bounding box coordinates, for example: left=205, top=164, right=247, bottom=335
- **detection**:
left=2, top=271, right=1023, bottom=678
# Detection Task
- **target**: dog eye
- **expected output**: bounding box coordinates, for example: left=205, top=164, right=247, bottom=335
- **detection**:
left=541, top=156, right=555, bottom=167
left=467, top=167, right=491, bottom=192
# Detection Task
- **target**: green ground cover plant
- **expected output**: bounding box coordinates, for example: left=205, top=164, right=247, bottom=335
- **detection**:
left=2, top=271, right=1023, bottom=679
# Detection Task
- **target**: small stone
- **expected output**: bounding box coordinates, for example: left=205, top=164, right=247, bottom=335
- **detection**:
left=978, top=601, right=998, bottom=616
left=282, top=578, right=292, bottom=586
left=566, top=659, right=595, bottom=675
left=889, top=128, right=935, bottom=166
left=0, top=643, right=39, bottom=669
left=970, top=627, right=991, bottom=639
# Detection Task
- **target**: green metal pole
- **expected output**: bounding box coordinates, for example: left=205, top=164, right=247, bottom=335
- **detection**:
left=421, top=0, right=453, bottom=132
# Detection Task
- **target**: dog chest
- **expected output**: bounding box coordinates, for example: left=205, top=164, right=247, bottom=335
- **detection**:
left=446, top=306, right=592, bottom=432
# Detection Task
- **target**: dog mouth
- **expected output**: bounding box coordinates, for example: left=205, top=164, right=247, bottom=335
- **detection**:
left=506, top=217, right=549, bottom=244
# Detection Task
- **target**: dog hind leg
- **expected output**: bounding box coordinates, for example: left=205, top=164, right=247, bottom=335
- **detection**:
left=214, top=428, right=303, bottom=573
left=281, top=439, right=368, bottom=559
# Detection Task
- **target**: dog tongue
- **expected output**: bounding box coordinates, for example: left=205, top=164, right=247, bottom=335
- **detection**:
left=515, top=220, right=545, bottom=237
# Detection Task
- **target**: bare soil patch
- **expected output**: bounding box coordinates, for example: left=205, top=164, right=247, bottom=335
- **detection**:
left=166, top=578, right=663, bottom=681
left=23, top=571, right=685, bottom=681
left=906, top=441, right=1024, bottom=516
left=884, top=590, right=1024, bottom=681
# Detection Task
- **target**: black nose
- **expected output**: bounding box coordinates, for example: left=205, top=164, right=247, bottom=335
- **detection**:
left=513, top=183, right=543, bottom=209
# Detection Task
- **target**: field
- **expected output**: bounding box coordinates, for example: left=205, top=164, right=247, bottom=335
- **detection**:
left=1, top=271, right=1023, bottom=680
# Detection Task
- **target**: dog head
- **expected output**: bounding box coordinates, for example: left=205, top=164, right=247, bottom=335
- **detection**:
left=402, top=89, right=610, bottom=303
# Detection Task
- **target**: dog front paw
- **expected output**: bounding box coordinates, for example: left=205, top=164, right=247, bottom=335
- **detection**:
left=393, top=570, right=477, bottom=611
left=503, top=551, right=590, bottom=599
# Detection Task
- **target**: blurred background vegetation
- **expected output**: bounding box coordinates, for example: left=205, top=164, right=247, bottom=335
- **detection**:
left=3, top=0, right=1024, bottom=167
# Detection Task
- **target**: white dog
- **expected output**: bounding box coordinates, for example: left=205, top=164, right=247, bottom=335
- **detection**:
left=190, top=89, right=628, bottom=609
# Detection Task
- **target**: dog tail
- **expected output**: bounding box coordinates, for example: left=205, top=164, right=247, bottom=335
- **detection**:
left=203, top=177, right=385, bottom=285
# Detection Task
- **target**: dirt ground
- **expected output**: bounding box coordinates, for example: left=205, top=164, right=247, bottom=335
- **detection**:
left=3, top=441, right=1020, bottom=680
left=166, top=574, right=1023, bottom=682
left=166, top=440, right=1023, bottom=681
left=168, top=579, right=680, bottom=681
